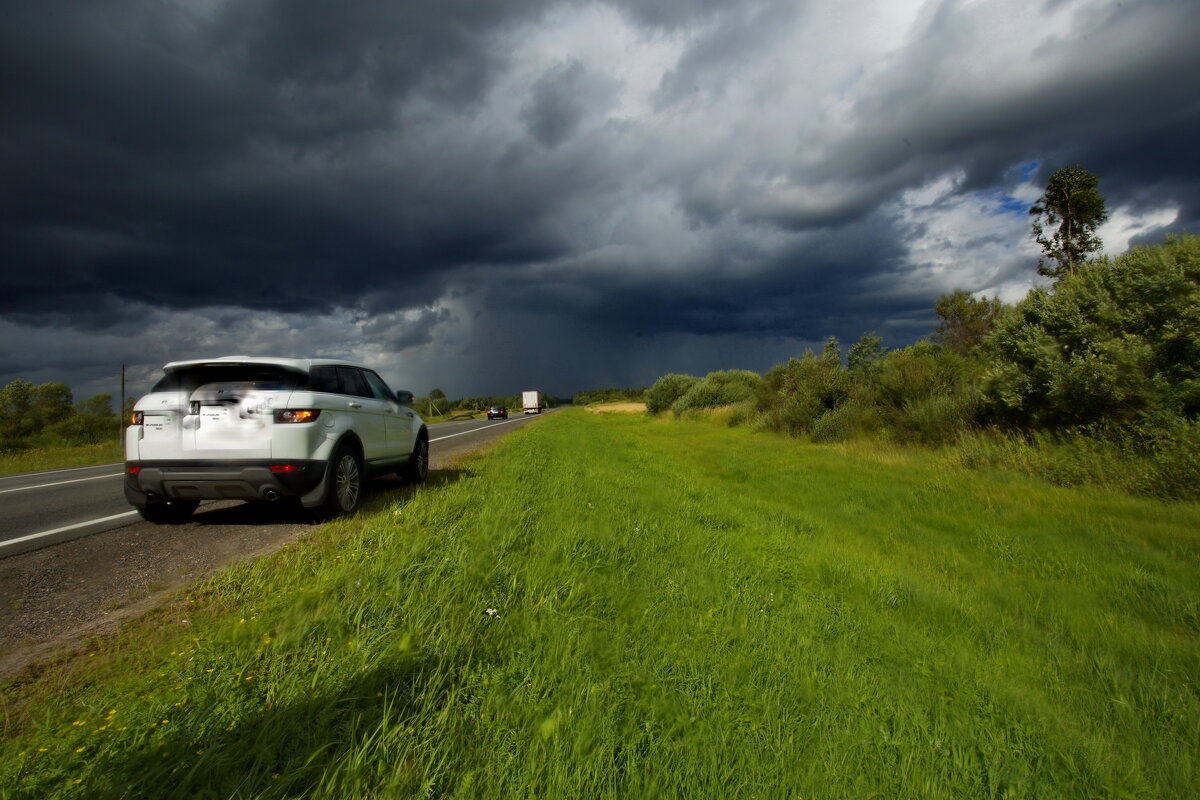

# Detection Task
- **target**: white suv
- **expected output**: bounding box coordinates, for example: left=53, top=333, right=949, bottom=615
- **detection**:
left=124, top=356, right=429, bottom=523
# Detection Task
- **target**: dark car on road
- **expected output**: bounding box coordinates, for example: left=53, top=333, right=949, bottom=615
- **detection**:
left=487, top=405, right=508, bottom=420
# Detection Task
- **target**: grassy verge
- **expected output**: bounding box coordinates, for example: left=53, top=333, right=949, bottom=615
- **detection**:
left=0, top=443, right=122, bottom=475
left=2, top=410, right=1197, bottom=798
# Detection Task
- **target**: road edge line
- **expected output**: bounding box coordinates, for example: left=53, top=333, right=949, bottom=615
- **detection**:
left=0, top=511, right=139, bottom=550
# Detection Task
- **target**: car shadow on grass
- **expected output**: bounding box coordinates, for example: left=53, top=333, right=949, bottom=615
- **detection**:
left=43, top=652, right=468, bottom=799
left=185, top=469, right=467, bottom=526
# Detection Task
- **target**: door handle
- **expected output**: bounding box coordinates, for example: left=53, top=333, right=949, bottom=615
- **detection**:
left=348, top=402, right=363, bottom=409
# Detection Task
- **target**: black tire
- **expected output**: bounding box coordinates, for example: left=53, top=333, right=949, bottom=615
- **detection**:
left=137, top=499, right=199, bottom=525
left=318, top=444, right=364, bottom=517
left=403, top=434, right=429, bottom=484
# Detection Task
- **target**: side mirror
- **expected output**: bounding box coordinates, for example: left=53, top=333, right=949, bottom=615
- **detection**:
left=396, top=390, right=414, bottom=406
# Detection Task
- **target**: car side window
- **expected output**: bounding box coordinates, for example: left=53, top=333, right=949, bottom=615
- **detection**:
left=309, top=366, right=339, bottom=394
left=335, top=366, right=372, bottom=398
left=361, top=370, right=396, bottom=402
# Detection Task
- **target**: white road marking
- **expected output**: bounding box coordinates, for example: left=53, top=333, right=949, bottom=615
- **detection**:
left=0, top=473, right=123, bottom=495
left=0, top=462, right=121, bottom=482
left=430, top=415, right=531, bottom=442
left=0, top=511, right=139, bottom=550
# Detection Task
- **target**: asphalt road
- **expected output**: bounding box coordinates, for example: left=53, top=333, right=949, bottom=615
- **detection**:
left=0, top=411, right=548, bottom=559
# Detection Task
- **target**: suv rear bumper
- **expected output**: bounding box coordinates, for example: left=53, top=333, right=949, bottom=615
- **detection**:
left=124, top=460, right=326, bottom=506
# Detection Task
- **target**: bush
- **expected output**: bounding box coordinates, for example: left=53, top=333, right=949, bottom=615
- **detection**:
left=1141, top=416, right=1200, bottom=500
left=702, top=402, right=756, bottom=428
left=896, top=394, right=974, bottom=447
left=39, top=414, right=120, bottom=446
left=981, top=234, right=1200, bottom=429
left=671, top=370, right=762, bottom=416
left=872, top=340, right=978, bottom=411
left=645, top=374, right=699, bottom=415
left=809, top=401, right=883, bottom=443
left=949, top=423, right=1200, bottom=501
left=0, top=438, right=31, bottom=455
left=756, top=347, right=847, bottom=436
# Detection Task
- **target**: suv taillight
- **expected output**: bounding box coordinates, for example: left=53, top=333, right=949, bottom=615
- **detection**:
left=130, top=411, right=143, bottom=425
left=274, top=409, right=321, bottom=424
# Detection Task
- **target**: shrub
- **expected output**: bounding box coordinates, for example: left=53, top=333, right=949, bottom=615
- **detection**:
left=809, top=401, right=883, bottom=443
left=846, top=332, right=887, bottom=375
left=949, top=425, right=1200, bottom=501
left=710, top=401, right=756, bottom=428
left=756, top=347, right=848, bottom=436
left=1141, top=416, right=1200, bottom=500
left=645, top=374, right=699, bottom=415
left=872, top=340, right=978, bottom=411
left=672, top=370, right=762, bottom=416
left=933, top=290, right=1004, bottom=356
left=981, top=234, right=1200, bottom=429
left=38, top=414, right=120, bottom=446
left=895, top=394, right=974, bottom=447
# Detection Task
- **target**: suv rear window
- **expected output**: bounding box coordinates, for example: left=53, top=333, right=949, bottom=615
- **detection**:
left=361, top=370, right=396, bottom=401
left=336, top=367, right=372, bottom=398
left=308, top=365, right=377, bottom=398
left=152, top=365, right=307, bottom=393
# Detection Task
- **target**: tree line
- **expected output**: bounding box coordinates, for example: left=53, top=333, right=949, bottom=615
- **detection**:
left=571, top=387, right=646, bottom=406
left=0, top=380, right=122, bottom=451
left=412, top=389, right=560, bottom=417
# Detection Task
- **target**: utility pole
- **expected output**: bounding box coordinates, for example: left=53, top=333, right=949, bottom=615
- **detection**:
left=119, top=364, right=126, bottom=446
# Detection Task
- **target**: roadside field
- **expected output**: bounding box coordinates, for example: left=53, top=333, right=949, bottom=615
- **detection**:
left=3, top=409, right=1198, bottom=798
left=0, top=443, right=122, bottom=476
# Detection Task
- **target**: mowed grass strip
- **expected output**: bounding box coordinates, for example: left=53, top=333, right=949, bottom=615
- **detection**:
left=2, top=409, right=1198, bottom=798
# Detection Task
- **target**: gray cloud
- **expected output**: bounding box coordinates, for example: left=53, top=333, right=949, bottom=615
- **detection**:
left=522, top=59, right=620, bottom=148
left=361, top=306, right=455, bottom=351
left=2, top=0, right=1198, bottom=401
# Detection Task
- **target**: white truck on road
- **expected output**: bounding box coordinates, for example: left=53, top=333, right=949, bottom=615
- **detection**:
left=522, top=390, right=542, bottom=414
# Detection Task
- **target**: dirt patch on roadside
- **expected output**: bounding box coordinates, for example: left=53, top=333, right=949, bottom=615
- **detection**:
left=586, top=402, right=647, bottom=414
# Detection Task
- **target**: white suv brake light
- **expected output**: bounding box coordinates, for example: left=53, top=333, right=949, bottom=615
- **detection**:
left=274, top=409, right=321, bottom=424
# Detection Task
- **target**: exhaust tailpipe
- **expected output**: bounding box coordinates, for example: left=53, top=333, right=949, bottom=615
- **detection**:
left=263, top=489, right=280, bottom=501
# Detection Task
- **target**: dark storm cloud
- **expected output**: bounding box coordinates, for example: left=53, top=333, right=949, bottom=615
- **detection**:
left=0, top=0, right=558, bottom=321
left=495, top=210, right=910, bottom=345
left=3, top=0, right=1199, bottom=400
left=360, top=306, right=454, bottom=352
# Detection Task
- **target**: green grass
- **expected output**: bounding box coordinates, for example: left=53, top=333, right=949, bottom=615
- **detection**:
left=2, top=410, right=1198, bottom=798
left=0, top=442, right=122, bottom=475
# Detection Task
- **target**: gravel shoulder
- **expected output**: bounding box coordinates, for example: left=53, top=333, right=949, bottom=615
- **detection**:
left=0, top=501, right=314, bottom=680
